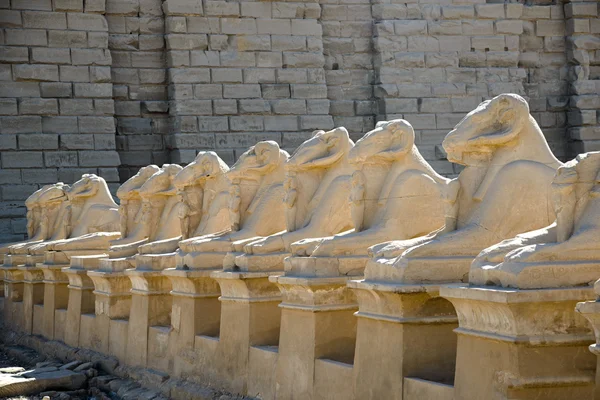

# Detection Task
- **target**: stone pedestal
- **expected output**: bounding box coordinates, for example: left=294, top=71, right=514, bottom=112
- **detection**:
left=4, top=253, right=28, bottom=268
left=347, top=280, right=458, bottom=400
left=162, top=268, right=221, bottom=377
left=211, top=269, right=282, bottom=393
left=576, top=279, right=600, bottom=400
left=39, top=251, right=70, bottom=340
left=18, top=260, right=44, bottom=334
left=88, top=257, right=134, bottom=357
left=125, top=254, right=173, bottom=368
left=63, top=255, right=106, bottom=347
left=442, top=285, right=596, bottom=400
left=272, top=255, right=361, bottom=400
left=2, top=264, right=24, bottom=331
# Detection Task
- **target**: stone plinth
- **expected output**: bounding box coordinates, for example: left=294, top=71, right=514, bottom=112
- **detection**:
left=347, top=280, right=458, bottom=400
left=18, top=262, right=44, bottom=334
left=233, top=252, right=290, bottom=273
left=162, top=268, right=221, bottom=377
left=576, top=279, right=600, bottom=400
left=272, top=255, right=360, bottom=400
left=88, top=257, right=134, bottom=357
left=125, top=257, right=173, bottom=368
left=3, top=253, right=28, bottom=267
left=211, top=269, right=282, bottom=394
left=63, top=255, right=106, bottom=347
left=176, top=251, right=230, bottom=270
left=442, top=285, right=596, bottom=400
left=2, top=264, right=25, bottom=331
left=39, top=251, right=71, bottom=340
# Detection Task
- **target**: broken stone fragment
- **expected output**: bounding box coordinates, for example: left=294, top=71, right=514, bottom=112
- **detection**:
left=0, top=369, right=87, bottom=397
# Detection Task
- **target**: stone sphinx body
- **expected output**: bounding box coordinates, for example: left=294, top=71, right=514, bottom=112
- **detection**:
left=2, top=183, right=70, bottom=262
left=234, top=127, right=356, bottom=269
left=112, top=164, right=183, bottom=258
left=470, top=151, right=600, bottom=289
left=132, top=151, right=232, bottom=256
left=47, top=164, right=161, bottom=259
left=177, top=141, right=289, bottom=269
left=365, top=93, right=562, bottom=284
left=26, top=174, right=120, bottom=256
left=303, top=119, right=452, bottom=271
left=107, top=164, right=179, bottom=259
left=1, top=185, right=49, bottom=255
left=113, top=165, right=161, bottom=245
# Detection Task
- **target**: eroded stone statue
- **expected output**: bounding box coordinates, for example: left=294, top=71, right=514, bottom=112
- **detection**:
left=470, top=151, right=600, bottom=288
left=115, top=165, right=161, bottom=243
left=365, top=94, right=562, bottom=284
left=33, top=165, right=161, bottom=260
left=237, top=127, right=355, bottom=263
left=26, top=174, right=120, bottom=255
left=131, top=151, right=231, bottom=256
left=1, top=186, right=45, bottom=255
left=119, top=164, right=184, bottom=257
left=1, top=183, right=69, bottom=259
left=177, top=141, right=289, bottom=269
left=300, top=119, right=452, bottom=273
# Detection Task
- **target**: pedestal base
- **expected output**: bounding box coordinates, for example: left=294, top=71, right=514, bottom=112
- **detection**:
left=87, top=257, right=133, bottom=357
left=273, top=273, right=358, bottom=400
left=347, top=280, right=458, bottom=400
left=63, top=255, right=105, bottom=347
left=163, top=268, right=221, bottom=378
left=125, top=268, right=172, bottom=368
left=39, top=265, right=68, bottom=340
left=2, top=265, right=24, bottom=331
left=442, top=285, right=596, bottom=400
left=18, top=265, right=44, bottom=334
left=212, top=270, right=282, bottom=394
left=3, top=254, right=27, bottom=267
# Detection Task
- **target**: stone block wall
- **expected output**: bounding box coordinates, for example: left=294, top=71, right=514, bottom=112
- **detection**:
left=1, top=0, right=599, bottom=242
left=106, top=0, right=170, bottom=180
left=163, top=0, right=330, bottom=164
left=564, top=0, right=600, bottom=155
left=374, top=2, right=570, bottom=176
left=0, top=0, right=120, bottom=242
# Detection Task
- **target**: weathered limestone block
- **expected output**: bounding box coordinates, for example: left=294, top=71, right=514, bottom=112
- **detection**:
left=471, top=151, right=600, bottom=288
